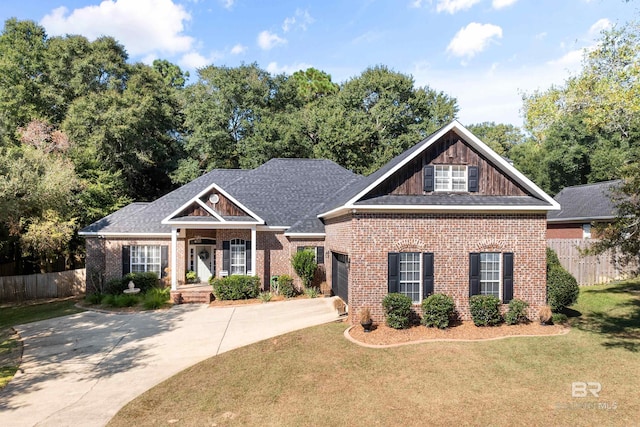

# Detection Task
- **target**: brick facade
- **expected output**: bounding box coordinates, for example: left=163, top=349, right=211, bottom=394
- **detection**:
left=546, top=223, right=584, bottom=239
left=326, top=212, right=547, bottom=324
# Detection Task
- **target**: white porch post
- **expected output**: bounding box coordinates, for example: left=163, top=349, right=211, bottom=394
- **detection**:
left=171, top=227, right=178, bottom=291
left=251, top=226, right=257, bottom=276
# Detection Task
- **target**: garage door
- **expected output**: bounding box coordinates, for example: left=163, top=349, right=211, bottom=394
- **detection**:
left=332, top=253, right=349, bottom=303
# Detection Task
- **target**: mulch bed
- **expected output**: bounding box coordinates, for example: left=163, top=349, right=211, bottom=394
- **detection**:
left=349, top=321, right=569, bottom=346
left=208, top=294, right=312, bottom=307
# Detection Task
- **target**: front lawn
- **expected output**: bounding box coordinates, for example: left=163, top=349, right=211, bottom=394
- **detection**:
left=109, top=280, right=640, bottom=426
left=0, top=298, right=84, bottom=388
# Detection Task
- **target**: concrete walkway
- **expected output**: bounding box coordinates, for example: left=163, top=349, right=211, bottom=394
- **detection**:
left=0, top=298, right=340, bottom=427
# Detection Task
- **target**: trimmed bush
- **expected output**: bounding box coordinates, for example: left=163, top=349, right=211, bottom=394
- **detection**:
left=85, top=293, right=104, bottom=305
left=547, top=265, right=579, bottom=312
left=552, top=312, right=568, bottom=325
left=101, top=294, right=116, bottom=306
left=469, top=295, right=502, bottom=326
left=546, top=247, right=561, bottom=272
left=504, top=298, right=529, bottom=325
left=143, top=287, right=170, bottom=309
left=113, top=293, right=141, bottom=308
left=421, top=293, right=455, bottom=329
left=104, top=278, right=125, bottom=295
left=276, top=274, right=296, bottom=298
left=292, top=249, right=317, bottom=288
left=122, top=272, right=159, bottom=293
left=258, top=291, right=272, bottom=303
left=211, top=275, right=261, bottom=300
left=382, top=293, right=413, bottom=329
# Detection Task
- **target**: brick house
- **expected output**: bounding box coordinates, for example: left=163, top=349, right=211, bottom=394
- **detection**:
left=80, top=120, right=559, bottom=322
left=546, top=180, right=620, bottom=240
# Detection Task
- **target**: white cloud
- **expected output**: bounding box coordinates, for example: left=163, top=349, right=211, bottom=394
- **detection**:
left=257, top=30, right=287, bottom=50
left=535, top=31, right=547, bottom=40
left=221, top=0, right=234, bottom=10
left=352, top=31, right=383, bottom=44
left=446, top=23, right=503, bottom=59
left=412, top=57, right=581, bottom=127
left=282, top=9, right=314, bottom=32
left=589, top=18, right=612, bottom=35
left=547, top=49, right=584, bottom=68
left=410, top=0, right=425, bottom=7
left=230, top=44, right=247, bottom=55
left=436, top=0, right=481, bottom=14
left=179, top=51, right=221, bottom=69
left=41, top=0, right=193, bottom=57
left=492, top=0, right=518, bottom=9
left=266, top=61, right=313, bottom=75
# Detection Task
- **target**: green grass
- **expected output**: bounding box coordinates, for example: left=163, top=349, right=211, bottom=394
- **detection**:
left=0, top=298, right=84, bottom=389
left=110, top=280, right=640, bottom=426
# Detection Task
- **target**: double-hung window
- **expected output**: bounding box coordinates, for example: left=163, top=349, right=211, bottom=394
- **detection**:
left=130, top=245, right=162, bottom=276
left=469, top=252, right=514, bottom=302
left=479, top=252, right=501, bottom=297
left=388, top=252, right=434, bottom=303
left=230, top=239, right=246, bottom=275
left=435, top=165, right=467, bottom=191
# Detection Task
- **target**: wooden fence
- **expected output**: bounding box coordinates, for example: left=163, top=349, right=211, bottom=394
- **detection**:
left=0, top=269, right=86, bottom=303
left=547, top=239, right=632, bottom=286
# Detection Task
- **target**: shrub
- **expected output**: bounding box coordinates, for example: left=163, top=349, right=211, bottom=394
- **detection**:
left=122, top=272, right=159, bottom=293
left=258, top=291, right=272, bottom=303
left=113, top=293, right=141, bottom=308
left=304, top=286, right=320, bottom=298
left=292, top=249, right=317, bottom=288
left=552, top=312, right=568, bottom=325
left=143, top=287, right=170, bottom=309
left=469, top=295, right=502, bottom=326
left=539, top=305, right=552, bottom=324
left=101, top=294, right=116, bottom=306
left=85, top=293, right=104, bottom=305
left=185, top=270, right=197, bottom=283
left=382, top=293, right=413, bottom=329
left=504, top=299, right=529, bottom=325
left=547, top=265, right=579, bottom=312
left=421, top=293, right=455, bottom=329
left=104, top=278, right=125, bottom=295
left=546, top=247, right=561, bottom=273
left=276, top=274, right=296, bottom=298
left=211, top=275, right=261, bottom=300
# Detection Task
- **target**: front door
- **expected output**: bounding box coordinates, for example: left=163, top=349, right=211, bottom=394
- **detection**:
left=195, top=245, right=215, bottom=283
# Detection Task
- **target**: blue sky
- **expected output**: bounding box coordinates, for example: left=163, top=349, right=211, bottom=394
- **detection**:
left=1, top=0, right=636, bottom=126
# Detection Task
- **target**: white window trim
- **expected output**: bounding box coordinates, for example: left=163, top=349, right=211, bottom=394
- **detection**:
left=479, top=252, right=502, bottom=299
left=582, top=224, right=592, bottom=239
left=435, top=165, right=468, bottom=192
left=230, top=238, right=246, bottom=275
left=399, top=252, right=423, bottom=304
left=130, top=245, right=161, bottom=276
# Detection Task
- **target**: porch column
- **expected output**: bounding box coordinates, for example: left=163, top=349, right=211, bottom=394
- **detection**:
left=171, top=227, right=178, bottom=291
left=251, top=226, right=257, bottom=276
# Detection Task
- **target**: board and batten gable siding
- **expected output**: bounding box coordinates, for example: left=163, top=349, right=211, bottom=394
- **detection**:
left=367, top=130, right=528, bottom=197
left=178, top=191, right=247, bottom=217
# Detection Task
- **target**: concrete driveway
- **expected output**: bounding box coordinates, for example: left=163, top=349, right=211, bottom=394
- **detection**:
left=0, top=298, right=340, bottom=427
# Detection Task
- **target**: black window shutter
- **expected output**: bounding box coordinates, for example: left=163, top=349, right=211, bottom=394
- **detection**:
left=317, top=246, right=325, bottom=264
left=223, top=241, right=230, bottom=272
left=245, top=240, right=252, bottom=274
left=423, top=252, right=434, bottom=298
left=469, top=252, right=480, bottom=296
left=388, top=252, right=399, bottom=293
left=160, top=246, right=168, bottom=278
left=423, top=165, right=435, bottom=192
left=122, top=246, right=131, bottom=275
left=503, top=252, right=514, bottom=303
left=468, top=166, right=479, bottom=192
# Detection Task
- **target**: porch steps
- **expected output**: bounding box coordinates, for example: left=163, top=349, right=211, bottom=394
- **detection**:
left=171, top=284, right=213, bottom=304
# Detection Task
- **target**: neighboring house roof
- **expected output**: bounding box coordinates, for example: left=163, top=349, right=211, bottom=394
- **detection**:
left=547, top=180, right=621, bottom=223
left=79, top=120, right=558, bottom=237
left=317, top=120, right=559, bottom=218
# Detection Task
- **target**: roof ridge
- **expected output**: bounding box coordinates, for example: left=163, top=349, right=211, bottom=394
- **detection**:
left=558, top=179, right=622, bottom=191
